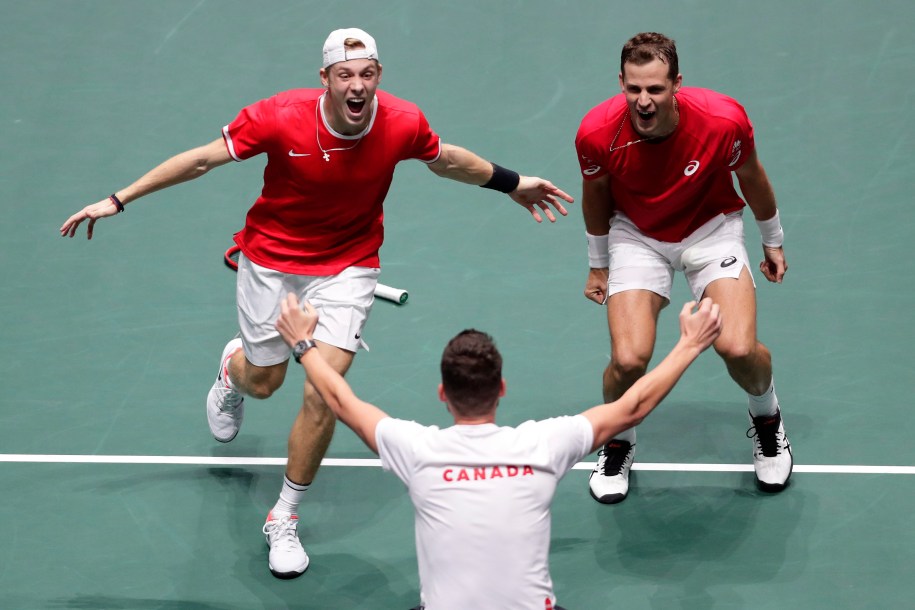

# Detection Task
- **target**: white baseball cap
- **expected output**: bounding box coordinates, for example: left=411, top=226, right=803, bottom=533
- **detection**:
left=322, top=28, right=379, bottom=68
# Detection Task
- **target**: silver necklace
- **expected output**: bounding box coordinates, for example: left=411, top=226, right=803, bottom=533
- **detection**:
left=316, top=97, right=364, bottom=162
left=608, top=96, right=679, bottom=153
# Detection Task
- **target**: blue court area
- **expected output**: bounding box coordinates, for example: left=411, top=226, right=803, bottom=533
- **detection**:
left=1, top=1, right=913, bottom=608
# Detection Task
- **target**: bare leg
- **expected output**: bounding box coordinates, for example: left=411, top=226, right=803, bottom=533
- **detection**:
left=590, top=289, right=665, bottom=504
left=261, top=341, right=356, bottom=580
left=228, top=350, right=289, bottom=398
left=285, top=341, right=355, bottom=485
left=703, top=266, right=791, bottom=491
left=702, top=266, right=772, bottom=395
left=603, top=289, right=666, bottom=401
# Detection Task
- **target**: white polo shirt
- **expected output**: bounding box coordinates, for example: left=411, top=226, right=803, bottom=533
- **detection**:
left=376, top=415, right=594, bottom=610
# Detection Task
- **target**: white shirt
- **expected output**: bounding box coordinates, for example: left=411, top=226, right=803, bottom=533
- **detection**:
left=376, top=415, right=594, bottom=610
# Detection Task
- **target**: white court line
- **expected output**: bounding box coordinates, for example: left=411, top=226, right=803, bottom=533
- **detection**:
left=0, top=455, right=913, bottom=474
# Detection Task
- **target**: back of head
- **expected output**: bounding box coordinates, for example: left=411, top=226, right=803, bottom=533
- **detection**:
left=620, top=32, right=679, bottom=80
left=440, top=330, right=503, bottom=417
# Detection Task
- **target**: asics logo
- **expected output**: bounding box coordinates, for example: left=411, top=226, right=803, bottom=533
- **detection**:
left=583, top=165, right=601, bottom=176
left=684, top=160, right=700, bottom=176
left=720, top=256, right=738, bottom=268
left=728, top=140, right=743, bottom=166
left=288, top=149, right=310, bottom=157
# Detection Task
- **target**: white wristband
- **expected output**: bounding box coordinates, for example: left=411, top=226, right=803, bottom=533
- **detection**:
left=586, top=232, right=610, bottom=268
left=756, top=210, right=784, bottom=248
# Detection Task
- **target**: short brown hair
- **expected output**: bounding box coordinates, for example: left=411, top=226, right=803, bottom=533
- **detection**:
left=621, top=32, right=679, bottom=80
left=440, top=330, right=503, bottom=417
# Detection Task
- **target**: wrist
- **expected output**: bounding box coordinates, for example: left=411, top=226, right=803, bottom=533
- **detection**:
left=756, top=210, right=783, bottom=248
left=480, top=163, right=520, bottom=193
left=109, top=193, right=125, bottom=213
left=586, top=232, right=610, bottom=268
left=292, top=338, right=317, bottom=363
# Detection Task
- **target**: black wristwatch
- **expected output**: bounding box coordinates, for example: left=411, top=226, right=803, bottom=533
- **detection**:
left=292, top=339, right=317, bottom=363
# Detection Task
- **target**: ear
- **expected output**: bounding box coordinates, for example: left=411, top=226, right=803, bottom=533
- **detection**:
left=438, top=383, right=447, bottom=403
left=319, top=68, right=330, bottom=88
left=618, top=71, right=625, bottom=92
left=376, top=62, right=383, bottom=82
left=673, top=73, right=683, bottom=93
left=498, top=378, right=506, bottom=398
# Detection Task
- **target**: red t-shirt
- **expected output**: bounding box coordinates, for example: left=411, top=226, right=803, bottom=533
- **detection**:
left=223, top=88, right=441, bottom=275
left=575, top=87, right=755, bottom=242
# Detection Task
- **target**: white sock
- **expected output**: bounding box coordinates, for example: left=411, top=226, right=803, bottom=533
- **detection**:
left=748, top=377, right=779, bottom=417
left=271, top=476, right=310, bottom=518
left=610, top=426, right=637, bottom=446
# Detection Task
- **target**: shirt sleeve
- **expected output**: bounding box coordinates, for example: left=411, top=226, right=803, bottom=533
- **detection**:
left=222, top=97, right=277, bottom=162
left=409, top=109, right=442, bottom=164
left=376, top=417, right=430, bottom=486
left=575, top=126, right=607, bottom=180
left=723, top=101, right=756, bottom=171
left=541, top=415, right=595, bottom=474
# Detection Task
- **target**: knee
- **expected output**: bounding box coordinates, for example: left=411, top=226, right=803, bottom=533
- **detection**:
left=245, top=380, right=280, bottom=400
left=714, top=338, right=758, bottom=367
left=607, top=351, right=650, bottom=383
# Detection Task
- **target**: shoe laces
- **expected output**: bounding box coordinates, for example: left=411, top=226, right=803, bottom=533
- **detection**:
left=747, top=414, right=785, bottom=458
left=263, top=515, right=301, bottom=551
left=215, top=381, right=243, bottom=413
left=597, top=441, right=633, bottom=476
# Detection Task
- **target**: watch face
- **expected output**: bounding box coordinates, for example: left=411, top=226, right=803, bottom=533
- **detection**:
left=294, top=340, right=315, bottom=362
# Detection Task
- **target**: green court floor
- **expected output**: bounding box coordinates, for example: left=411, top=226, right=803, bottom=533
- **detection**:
left=2, top=1, right=913, bottom=608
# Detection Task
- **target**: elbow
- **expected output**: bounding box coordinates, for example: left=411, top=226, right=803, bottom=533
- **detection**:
left=628, top=413, right=646, bottom=428
left=193, top=157, right=215, bottom=177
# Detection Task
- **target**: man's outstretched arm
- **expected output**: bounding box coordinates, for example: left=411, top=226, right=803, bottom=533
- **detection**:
left=275, top=294, right=388, bottom=453
left=427, top=143, right=574, bottom=223
left=60, top=138, right=232, bottom=239
left=581, top=299, right=722, bottom=452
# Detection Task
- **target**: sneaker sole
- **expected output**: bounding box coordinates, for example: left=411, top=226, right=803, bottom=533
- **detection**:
left=589, top=488, right=628, bottom=504
left=755, top=465, right=793, bottom=493
left=214, top=427, right=240, bottom=444
left=268, top=564, right=309, bottom=580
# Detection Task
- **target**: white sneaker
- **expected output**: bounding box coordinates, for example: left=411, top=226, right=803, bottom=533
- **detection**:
left=263, top=512, right=309, bottom=579
left=206, top=338, right=244, bottom=443
left=588, top=440, right=635, bottom=504
left=747, top=409, right=793, bottom=492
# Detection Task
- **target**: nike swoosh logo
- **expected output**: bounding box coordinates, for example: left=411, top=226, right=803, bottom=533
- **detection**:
left=288, top=149, right=310, bottom=157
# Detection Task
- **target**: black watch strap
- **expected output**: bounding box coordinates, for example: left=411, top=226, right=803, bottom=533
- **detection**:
left=292, top=339, right=317, bottom=363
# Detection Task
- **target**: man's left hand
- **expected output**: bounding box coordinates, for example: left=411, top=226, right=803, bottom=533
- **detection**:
left=760, top=246, right=788, bottom=283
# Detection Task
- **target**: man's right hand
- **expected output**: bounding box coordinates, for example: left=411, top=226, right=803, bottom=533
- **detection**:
left=276, top=294, right=319, bottom=349
left=678, top=298, right=722, bottom=352
left=584, top=268, right=609, bottom=305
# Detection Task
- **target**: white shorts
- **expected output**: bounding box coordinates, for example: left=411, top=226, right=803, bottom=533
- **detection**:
left=235, top=253, right=379, bottom=366
left=606, top=212, right=755, bottom=301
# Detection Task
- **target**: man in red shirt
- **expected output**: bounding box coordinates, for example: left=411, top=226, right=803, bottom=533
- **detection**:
left=60, top=28, right=573, bottom=579
left=575, top=32, right=792, bottom=505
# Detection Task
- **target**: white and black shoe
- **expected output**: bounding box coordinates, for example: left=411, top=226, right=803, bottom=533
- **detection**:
left=588, top=440, right=635, bottom=504
left=747, top=409, right=793, bottom=492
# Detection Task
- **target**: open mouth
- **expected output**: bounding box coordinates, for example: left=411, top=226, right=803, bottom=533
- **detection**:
left=346, top=98, right=366, bottom=115
left=637, top=110, right=655, bottom=121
